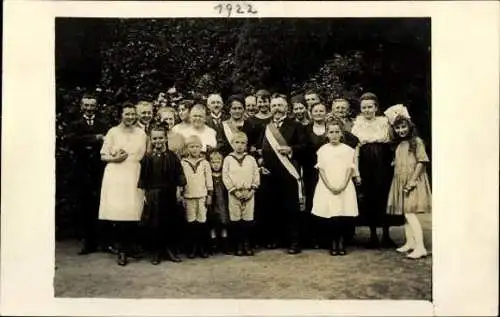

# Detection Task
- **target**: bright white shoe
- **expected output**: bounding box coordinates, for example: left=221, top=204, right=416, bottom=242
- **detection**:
left=407, top=249, right=428, bottom=259
left=396, top=244, right=414, bottom=253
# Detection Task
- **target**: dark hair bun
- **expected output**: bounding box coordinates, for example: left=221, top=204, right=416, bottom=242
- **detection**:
left=227, top=94, right=245, bottom=106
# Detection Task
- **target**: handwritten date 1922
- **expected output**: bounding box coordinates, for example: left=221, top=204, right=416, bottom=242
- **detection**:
left=214, top=3, right=258, bottom=17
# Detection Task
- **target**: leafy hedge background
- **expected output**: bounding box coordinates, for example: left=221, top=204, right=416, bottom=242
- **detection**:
left=56, top=18, right=431, bottom=240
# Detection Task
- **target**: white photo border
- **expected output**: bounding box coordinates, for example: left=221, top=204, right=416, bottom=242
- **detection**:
left=2, top=1, right=499, bottom=316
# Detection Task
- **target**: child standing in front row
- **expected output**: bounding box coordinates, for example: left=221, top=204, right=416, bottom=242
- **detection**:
left=207, top=151, right=231, bottom=254
left=311, top=119, right=359, bottom=256
left=222, top=132, right=260, bottom=256
left=138, top=125, right=186, bottom=265
left=385, top=105, right=431, bottom=259
left=181, top=135, right=213, bottom=259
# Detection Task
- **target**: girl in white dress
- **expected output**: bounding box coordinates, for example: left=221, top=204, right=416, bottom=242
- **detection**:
left=99, top=102, right=147, bottom=266
left=312, top=119, right=359, bottom=256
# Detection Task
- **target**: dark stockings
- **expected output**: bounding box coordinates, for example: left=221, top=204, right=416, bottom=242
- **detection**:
left=115, top=221, right=137, bottom=265
left=330, top=217, right=352, bottom=256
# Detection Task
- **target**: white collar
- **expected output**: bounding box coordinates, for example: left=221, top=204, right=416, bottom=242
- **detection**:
left=211, top=112, right=222, bottom=120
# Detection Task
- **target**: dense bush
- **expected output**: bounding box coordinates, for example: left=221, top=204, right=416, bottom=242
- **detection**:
left=56, top=18, right=431, bottom=239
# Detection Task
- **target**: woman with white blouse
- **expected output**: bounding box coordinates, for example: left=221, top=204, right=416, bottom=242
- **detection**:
left=351, top=92, right=402, bottom=249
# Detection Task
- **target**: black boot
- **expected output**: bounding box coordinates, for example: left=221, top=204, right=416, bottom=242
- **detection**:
left=151, top=252, right=161, bottom=265
left=329, top=219, right=340, bottom=256
left=165, top=247, right=182, bottom=263
left=330, top=238, right=339, bottom=256
left=209, top=236, right=218, bottom=255
left=186, top=222, right=197, bottom=259
left=287, top=242, right=301, bottom=255
left=338, top=235, right=346, bottom=256
left=233, top=222, right=244, bottom=256
left=117, top=252, right=128, bottom=266
left=198, top=223, right=210, bottom=258
left=242, top=221, right=254, bottom=256
left=221, top=236, right=231, bottom=255
left=367, top=227, right=380, bottom=249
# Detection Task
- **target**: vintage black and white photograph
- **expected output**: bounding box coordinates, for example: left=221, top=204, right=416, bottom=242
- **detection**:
left=2, top=1, right=499, bottom=315
left=54, top=17, right=433, bottom=300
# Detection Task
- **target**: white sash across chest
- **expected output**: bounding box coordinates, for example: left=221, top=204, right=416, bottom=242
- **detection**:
left=264, top=124, right=305, bottom=209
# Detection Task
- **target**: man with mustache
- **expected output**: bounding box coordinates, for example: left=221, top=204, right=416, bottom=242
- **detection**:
left=259, top=94, right=308, bottom=254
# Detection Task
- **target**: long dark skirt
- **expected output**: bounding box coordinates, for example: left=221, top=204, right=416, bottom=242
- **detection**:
left=141, top=188, right=183, bottom=251
left=356, top=143, right=404, bottom=227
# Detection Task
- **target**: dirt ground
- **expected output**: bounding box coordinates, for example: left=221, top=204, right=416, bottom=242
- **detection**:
left=54, top=215, right=431, bottom=300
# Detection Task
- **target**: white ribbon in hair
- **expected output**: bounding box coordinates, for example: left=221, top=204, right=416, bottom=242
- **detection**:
left=384, top=104, right=411, bottom=125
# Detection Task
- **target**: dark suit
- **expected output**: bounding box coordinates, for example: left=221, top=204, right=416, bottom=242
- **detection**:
left=66, top=115, right=108, bottom=250
left=206, top=112, right=229, bottom=150
left=259, top=117, right=307, bottom=248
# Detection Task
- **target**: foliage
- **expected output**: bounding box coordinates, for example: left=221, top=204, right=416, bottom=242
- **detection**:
left=303, top=51, right=365, bottom=105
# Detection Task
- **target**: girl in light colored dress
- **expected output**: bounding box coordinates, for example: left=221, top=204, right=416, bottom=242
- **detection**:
left=312, top=119, right=359, bottom=256
left=385, top=104, right=431, bottom=259
left=99, top=102, right=147, bottom=266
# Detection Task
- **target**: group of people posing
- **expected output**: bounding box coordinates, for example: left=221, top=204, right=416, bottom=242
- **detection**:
left=67, top=89, right=431, bottom=267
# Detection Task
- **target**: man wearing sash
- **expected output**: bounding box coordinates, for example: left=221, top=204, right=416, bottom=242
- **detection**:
left=218, top=94, right=259, bottom=157
left=260, top=94, right=308, bottom=254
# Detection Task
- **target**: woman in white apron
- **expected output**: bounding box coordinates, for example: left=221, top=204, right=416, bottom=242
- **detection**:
left=99, top=102, right=147, bottom=266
